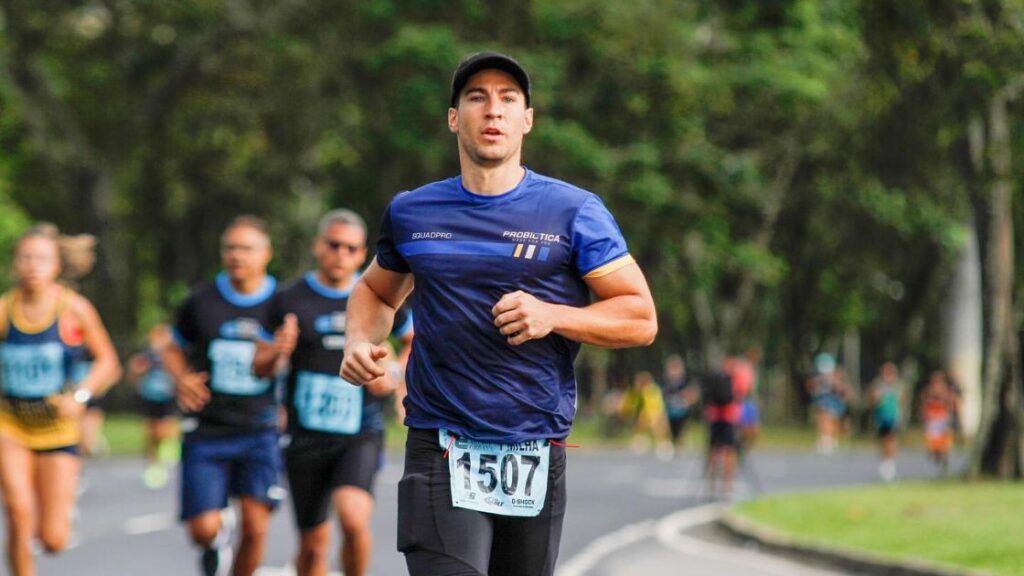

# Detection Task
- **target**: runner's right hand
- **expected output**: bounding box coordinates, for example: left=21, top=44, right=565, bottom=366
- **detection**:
left=176, top=371, right=210, bottom=412
left=274, top=313, right=299, bottom=359
left=341, top=342, right=389, bottom=385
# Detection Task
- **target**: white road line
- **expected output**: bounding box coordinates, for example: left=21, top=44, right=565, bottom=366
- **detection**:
left=556, top=520, right=657, bottom=576
left=123, top=512, right=177, bottom=536
left=656, top=513, right=845, bottom=576
left=557, top=504, right=725, bottom=576
left=557, top=501, right=841, bottom=576
left=654, top=506, right=808, bottom=576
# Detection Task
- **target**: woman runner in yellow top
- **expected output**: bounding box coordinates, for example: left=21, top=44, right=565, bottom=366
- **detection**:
left=0, top=224, right=121, bottom=576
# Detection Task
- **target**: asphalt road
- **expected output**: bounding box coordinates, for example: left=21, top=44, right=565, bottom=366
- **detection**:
left=22, top=444, right=960, bottom=575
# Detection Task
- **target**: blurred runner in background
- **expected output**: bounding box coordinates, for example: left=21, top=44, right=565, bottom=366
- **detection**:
left=164, top=216, right=283, bottom=576
left=0, top=224, right=121, bottom=576
left=256, top=208, right=413, bottom=576
left=128, top=323, right=179, bottom=489
left=921, top=370, right=957, bottom=476
left=867, top=362, right=904, bottom=482
left=661, top=354, right=699, bottom=457
left=806, top=353, right=849, bottom=455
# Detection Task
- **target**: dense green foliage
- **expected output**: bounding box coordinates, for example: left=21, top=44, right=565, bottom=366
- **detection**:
left=0, top=1, right=1021, bottom=420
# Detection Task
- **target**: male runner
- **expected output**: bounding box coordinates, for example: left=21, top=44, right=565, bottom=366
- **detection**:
left=257, top=209, right=412, bottom=576
left=164, top=216, right=284, bottom=576
left=341, top=52, right=657, bottom=576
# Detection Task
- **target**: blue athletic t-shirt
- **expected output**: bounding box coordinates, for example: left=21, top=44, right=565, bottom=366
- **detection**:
left=376, top=168, right=634, bottom=443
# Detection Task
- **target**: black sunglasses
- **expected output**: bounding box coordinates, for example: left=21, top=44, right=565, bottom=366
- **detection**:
left=325, top=239, right=363, bottom=254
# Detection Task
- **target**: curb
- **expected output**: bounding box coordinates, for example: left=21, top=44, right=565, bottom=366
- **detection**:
left=718, top=509, right=997, bottom=576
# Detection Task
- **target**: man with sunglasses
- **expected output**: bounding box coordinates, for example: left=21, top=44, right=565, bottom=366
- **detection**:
left=257, top=209, right=412, bottom=576
left=341, top=52, right=657, bottom=576
left=164, top=215, right=284, bottom=576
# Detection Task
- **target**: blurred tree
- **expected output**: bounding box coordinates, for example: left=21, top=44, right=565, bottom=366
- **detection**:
left=0, top=0, right=1017, bottom=433
left=859, top=0, right=1024, bottom=478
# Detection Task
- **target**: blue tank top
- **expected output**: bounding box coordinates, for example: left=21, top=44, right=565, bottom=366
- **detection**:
left=0, top=296, right=73, bottom=400
left=139, top=348, right=175, bottom=403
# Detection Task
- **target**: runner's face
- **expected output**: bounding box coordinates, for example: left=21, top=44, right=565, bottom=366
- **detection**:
left=149, top=325, right=172, bottom=349
left=220, top=226, right=271, bottom=284
left=313, top=223, right=366, bottom=283
left=14, top=236, right=60, bottom=291
left=449, top=69, right=533, bottom=168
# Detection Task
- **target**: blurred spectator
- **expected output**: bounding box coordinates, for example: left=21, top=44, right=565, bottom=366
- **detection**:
left=806, top=353, right=849, bottom=455
left=703, top=357, right=753, bottom=500
left=733, top=358, right=760, bottom=455
left=661, top=354, right=699, bottom=456
left=621, top=371, right=673, bottom=460
left=600, top=376, right=630, bottom=437
left=867, top=362, right=904, bottom=482
left=921, top=370, right=957, bottom=476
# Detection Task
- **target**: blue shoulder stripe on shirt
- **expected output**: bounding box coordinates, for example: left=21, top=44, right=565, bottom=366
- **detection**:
left=398, top=240, right=550, bottom=260
left=304, top=271, right=358, bottom=300
left=172, top=327, right=191, bottom=348
left=215, top=272, right=277, bottom=307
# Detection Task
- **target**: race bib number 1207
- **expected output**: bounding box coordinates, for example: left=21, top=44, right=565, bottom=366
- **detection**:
left=439, top=429, right=549, bottom=518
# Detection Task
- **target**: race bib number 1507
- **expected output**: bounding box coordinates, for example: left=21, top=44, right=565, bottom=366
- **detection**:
left=439, top=429, right=549, bottom=518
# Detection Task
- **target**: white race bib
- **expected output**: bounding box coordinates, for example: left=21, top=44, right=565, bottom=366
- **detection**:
left=208, top=339, right=271, bottom=395
left=294, top=371, right=362, bottom=434
left=440, top=429, right=549, bottom=518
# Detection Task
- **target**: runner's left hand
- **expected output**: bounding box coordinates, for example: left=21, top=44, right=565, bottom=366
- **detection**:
left=49, top=393, right=87, bottom=419
left=492, top=290, right=555, bottom=346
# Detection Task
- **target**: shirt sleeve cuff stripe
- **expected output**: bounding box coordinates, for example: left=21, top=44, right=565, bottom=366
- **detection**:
left=583, top=254, right=635, bottom=279
left=172, top=327, right=191, bottom=349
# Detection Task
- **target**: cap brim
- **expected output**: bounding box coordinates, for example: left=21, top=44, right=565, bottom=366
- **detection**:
left=451, top=53, right=531, bottom=107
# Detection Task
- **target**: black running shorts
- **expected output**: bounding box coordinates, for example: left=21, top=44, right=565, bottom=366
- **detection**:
left=708, top=421, right=737, bottom=448
left=285, top=430, right=383, bottom=529
left=141, top=400, right=177, bottom=420
left=397, top=427, right=567, bottom=576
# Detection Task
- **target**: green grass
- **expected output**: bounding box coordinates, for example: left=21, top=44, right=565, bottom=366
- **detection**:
left=734, top=482, right=1024, bottom=575
left=103, top=413, right=149, bottom=455
left=101, top=412, right=924, bottom=456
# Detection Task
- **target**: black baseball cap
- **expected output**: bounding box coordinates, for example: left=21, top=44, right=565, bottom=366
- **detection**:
left=450, top=51, right=531, bottom=108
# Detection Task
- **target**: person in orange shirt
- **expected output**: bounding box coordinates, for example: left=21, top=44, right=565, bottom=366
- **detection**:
left=920, top=370, right=956, bottom=475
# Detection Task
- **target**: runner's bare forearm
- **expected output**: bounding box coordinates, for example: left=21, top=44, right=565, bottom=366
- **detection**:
left=550, top=294, right=657, bottom=348
left=552, top=263, right=656, bottom=348
left=346, top=261, right=414, bottom=346
left=346, top=281, right=401, bottom=346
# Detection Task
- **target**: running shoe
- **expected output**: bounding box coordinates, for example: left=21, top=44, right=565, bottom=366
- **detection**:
left=200, top=507, right=235, bottom=576
left=142, top=463, right=169, bottom=490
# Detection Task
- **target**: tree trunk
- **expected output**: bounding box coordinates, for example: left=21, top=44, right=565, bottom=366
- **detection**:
left=944, top=217, right=983, bottom=439
left=969, top=79, right=1023, bottom=478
